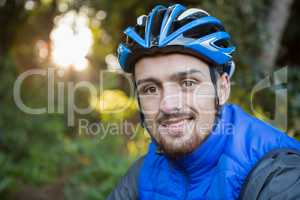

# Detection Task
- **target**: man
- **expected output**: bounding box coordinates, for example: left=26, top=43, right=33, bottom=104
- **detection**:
left=107, top=4, right=300, bottom=200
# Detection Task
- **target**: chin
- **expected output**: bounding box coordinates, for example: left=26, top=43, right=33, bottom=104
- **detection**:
left=147, top=120, right=211, bottom=156
left=157, top=131, right=202, bottom=157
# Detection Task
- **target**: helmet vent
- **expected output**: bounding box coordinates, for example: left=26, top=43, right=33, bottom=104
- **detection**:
left=183, top=24, right=221, bottom=39
left=215, top=39, right=230, bottom=48
left=150, top=9, right=166, bottom=42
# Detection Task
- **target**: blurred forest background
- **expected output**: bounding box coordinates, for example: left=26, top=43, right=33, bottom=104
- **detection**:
left=0, top=0, right=299, bottom=199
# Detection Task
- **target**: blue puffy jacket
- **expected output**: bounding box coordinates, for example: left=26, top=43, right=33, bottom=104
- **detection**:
left=107, top=104, right=300, bottom=200
left=138, top=104, right=300, bottom=200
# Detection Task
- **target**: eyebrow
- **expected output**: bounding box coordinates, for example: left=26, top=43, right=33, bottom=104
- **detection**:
left=136, top=69, right=204, bottom=86
left=171, top=69, right=205, bottom=79
left=136, top=77, right=161, bottom=86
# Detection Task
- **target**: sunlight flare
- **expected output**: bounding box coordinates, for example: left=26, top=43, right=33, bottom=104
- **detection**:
left=50, top=10, right=93, bottom=71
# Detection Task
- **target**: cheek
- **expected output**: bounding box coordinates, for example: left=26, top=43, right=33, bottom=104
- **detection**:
left=139, top=95, right=161, bottom=120
left=139, top=96, right=161, bottom=136
left=186, top=83, right=216, bottom=113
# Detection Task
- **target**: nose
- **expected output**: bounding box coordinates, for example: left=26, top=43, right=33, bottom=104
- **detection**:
left=160, top=83, right=182, bottom=114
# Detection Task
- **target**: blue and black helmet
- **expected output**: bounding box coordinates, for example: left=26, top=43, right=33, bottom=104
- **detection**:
left=117, top=4, right=236, bottom=77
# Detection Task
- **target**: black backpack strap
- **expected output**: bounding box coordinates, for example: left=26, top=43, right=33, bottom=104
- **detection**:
left=239, top=148, right=300, bottom=200
left=106, top=156, right=144, bottom=200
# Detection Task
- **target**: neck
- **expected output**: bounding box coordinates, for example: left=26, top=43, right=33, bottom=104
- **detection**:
left=164, top=105, right=230, bottom=179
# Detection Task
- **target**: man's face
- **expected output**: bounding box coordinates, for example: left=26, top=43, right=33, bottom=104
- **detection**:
left=134, top=53, right=230, bottom=156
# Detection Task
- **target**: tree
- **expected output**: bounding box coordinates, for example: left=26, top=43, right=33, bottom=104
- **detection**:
left=259, top=0, right=294, bottom=75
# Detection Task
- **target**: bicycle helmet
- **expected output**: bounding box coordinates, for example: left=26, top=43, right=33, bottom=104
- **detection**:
left=117, top=3, right=236, bottom=77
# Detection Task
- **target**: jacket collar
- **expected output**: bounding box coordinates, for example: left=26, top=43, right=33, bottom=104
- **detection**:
left=153, top=104, right=232, bottom=179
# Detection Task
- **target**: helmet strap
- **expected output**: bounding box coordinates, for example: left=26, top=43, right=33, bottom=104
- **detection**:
left=209, top=66, right=222, bottom=121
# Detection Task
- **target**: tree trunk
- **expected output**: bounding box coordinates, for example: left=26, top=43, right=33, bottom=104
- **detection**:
left=260, top=0, right=294, bottom=75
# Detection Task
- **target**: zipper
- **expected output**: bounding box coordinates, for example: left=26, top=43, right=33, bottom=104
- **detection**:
left=182, top=169, right=190, bottom=200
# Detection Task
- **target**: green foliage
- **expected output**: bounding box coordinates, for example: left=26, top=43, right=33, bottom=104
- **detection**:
left=0, top=0, right=299, bottom=200
left=0, top=55, right=65, bottom=195
left=63, top=137, right=132, bottom=200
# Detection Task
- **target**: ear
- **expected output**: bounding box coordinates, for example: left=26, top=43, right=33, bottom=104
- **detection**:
left=218, top=73, right=230, bottom=105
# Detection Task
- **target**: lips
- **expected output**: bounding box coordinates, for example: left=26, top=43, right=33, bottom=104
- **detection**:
left=159, top=116, right=194, bottom=136
left=160, top=116, right=193, bottom=126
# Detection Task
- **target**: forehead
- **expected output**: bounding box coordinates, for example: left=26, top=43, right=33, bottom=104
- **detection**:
left=134, top=53, right=210, bottom=81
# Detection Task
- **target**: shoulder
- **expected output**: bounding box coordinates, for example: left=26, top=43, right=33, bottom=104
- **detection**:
left=223, top=104, right=300, bottom=199
left=106, top=156, right=144, bottom=200
left=225, top=104, right=300, bottom=161
left=239, top=148, right=300, bottom=200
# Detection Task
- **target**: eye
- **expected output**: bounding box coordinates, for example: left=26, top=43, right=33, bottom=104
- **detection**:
left=142, top=85, right=159, bottom=95
left=181, top=79, right=198, bottom=88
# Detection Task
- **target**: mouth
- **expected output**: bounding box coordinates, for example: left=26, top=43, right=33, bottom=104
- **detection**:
left=158, top=116, right=194, bottom=136
left=160, top=116, right=193, bottom=126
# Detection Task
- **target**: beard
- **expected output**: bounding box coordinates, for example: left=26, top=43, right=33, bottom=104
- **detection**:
left=150, top=118, right=212, bottom=157
left=143, top=104, right=216, bottom=157
left=159, top=130, right=201, bottom=157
